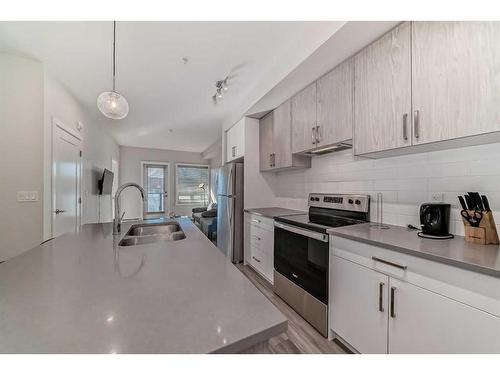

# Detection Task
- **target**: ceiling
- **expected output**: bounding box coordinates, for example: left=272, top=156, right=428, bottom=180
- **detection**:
left=0, top=21, right=344, bottom=152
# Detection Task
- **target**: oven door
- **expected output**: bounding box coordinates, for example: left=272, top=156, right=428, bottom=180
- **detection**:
left=274, top=222, right=329, bottom=304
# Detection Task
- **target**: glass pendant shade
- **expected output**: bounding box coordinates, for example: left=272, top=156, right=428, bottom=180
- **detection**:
left=97, top=91, right=129, bottom=120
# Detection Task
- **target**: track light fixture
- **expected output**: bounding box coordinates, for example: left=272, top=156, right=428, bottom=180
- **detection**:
left=212, top=77, right=229, bottom=104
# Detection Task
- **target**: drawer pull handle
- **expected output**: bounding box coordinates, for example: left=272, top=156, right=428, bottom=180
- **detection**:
left=372, top=256, right=407, bottom=270
left=251, top=219, right=261, bottom=224
left=252, top=256, right=261, bottom=263
left=378, top=282, right=385, bottom=312
left=291, top=273, right=299, bottom=279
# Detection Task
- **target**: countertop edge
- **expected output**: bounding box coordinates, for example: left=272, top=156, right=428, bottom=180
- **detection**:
left=244, top=207, right=306, bottom=219
left=329, top=230, right=500, bottom=278
left=210, top=320, right=288, bottom=354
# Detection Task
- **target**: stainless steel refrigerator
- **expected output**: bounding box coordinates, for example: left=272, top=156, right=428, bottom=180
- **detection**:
left=216, top=162, right=244, bottom=263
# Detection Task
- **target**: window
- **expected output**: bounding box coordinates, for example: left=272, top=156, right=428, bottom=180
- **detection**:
left=143, top=163, right=168, bottom=214
left=176, top=164, right=209, bottom=205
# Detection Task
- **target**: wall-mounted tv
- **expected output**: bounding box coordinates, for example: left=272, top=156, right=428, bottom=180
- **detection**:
left=98, top=168, right=114, bottom=195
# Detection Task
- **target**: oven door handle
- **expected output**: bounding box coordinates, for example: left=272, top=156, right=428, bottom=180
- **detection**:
left=274, top=222, right=329, bottom=242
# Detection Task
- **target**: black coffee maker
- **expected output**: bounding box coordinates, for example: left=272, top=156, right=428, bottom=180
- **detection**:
left=417, top=203, right=454, bottom=239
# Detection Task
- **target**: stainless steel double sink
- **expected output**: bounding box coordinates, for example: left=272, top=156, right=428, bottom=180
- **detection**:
left=118, top=222, right=186, bottom=247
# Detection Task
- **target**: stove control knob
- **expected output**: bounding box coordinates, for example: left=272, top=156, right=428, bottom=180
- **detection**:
left=355, top=199, right=361, bottom=205
left=348, top=199, right=354, bottom=204
left=314, top=197, right=320, bottom=201
left=310, top=197, right=315, bottom=201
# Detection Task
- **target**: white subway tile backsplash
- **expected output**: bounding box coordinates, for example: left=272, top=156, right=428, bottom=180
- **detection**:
left=270, top=142, right=500, bottom=235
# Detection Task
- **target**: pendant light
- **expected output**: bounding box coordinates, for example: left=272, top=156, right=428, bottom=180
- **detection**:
left=97, top=21, right=129, bottom=120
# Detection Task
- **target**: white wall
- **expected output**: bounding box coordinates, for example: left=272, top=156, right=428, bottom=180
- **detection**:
left=119, top=146, right=207, bottom=218
left=43, top=73, right=120, bottom=237
left=0, top=53, right=44, bottom=261
left=268, top=142, right=500, bottom=236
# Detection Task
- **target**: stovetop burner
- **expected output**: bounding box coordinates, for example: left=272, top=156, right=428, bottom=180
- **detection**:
left=274, top=193, right=370, bottom=233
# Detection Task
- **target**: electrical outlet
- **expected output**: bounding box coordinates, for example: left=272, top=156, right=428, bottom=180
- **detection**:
left=431, top=193, right=444, bottom=202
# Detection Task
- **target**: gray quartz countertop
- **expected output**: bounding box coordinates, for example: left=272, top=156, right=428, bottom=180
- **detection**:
left=244, top=207, right=306, bottom=219
left=0, top=218, right=287, bottom=353
left=328, top=223, right=500, bottom=278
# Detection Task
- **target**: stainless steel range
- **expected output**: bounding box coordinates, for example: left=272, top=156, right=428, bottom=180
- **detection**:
left=273, top=193, right=370, bottom=337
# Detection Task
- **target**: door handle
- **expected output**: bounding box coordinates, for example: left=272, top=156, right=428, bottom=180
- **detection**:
left=413, top=110, right=420, bottom=139
left=54, top=209, right=66, bottom=214
left=390, top=286, right=396, bottom=318
left=403, top=113, right=408, bottom=141
left=379, top=282, right=385, bottom=312
left=315, top=124, right=321, bottom=144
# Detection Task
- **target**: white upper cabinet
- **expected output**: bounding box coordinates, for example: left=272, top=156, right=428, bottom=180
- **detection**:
left=354, top=22, right=412, bottom=155
left=412, top=22, right=500, bottom=145
left=226, top=118, right=246, bottom=162
left=317, top=58, right=354, bottom=146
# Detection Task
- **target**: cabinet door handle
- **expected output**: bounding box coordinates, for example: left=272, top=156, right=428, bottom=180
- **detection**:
left=311, top=126, right=317, bottom=145
left=232, top=146, right=236, bottom=157
left=251, top=219, right=261, bottom=224
left=378, top=282, right=385, bottom=312
left=269, top=153, right=273, bottom=167
left=292, top=273, right=299, bottom=279
left=403, top=113, right=408, bottom=141
left=252, top=256, right=261, bottom=263
left=390, top=286, right=396, bottom=318
left=413, top=110, right=420, bottom=139
left=315, top=124, right=321, bottom=144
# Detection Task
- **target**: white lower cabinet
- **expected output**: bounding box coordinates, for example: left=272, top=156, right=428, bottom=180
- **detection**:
left=330, top=237, right=500, bottom=354
left=332, top=256, right=389, bottom=353
left=244, top=213, right=274, bottom=284
left=388, top=278, right=500, bottom=354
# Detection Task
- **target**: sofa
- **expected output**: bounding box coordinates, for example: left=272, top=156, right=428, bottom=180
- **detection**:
left=192, top=203, right=217, bottom=241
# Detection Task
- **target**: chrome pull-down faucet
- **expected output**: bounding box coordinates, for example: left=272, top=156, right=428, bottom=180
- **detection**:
left=113, top=183, right=147, bottom=235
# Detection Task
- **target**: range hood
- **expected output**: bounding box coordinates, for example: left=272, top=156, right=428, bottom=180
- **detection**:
left=303, top=140, right=353, bottom=156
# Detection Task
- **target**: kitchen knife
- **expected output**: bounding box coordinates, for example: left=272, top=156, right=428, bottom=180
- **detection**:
left=464, top=195, right=475, bottom=211
left=467, top=192, right=484, bottom=211
left=481, top=195, right=491, bottom=212
left=458, top=196, right=468, bottom=210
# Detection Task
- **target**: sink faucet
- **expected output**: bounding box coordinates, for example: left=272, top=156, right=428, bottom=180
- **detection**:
left=113, top=183, right=147, bottom=235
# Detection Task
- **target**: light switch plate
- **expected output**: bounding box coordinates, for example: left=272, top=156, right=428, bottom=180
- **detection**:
left=17, top=191, right=39, bottom=202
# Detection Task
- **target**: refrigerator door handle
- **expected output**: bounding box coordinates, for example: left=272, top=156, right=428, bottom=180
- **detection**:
left=227, top=197, right=233, bottom=260
left=226, top=164, right=234, bottom=196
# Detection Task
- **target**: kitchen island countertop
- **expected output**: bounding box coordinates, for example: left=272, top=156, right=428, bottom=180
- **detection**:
left=0, top=218, right=287, bottom=353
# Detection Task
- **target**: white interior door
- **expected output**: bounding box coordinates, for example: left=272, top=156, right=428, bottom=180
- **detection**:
left=143, top=163, right=169, bottom=218
left=52, top=121, right=82, bottom=237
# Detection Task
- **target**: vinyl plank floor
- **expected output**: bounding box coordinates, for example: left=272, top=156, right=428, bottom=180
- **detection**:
left=235, top=264, right=349, bottom=354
